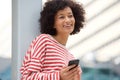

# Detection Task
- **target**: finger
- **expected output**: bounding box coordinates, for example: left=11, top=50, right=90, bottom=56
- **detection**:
left=66, top=67, right=81, bottom=80
left=62, top=66, right=77, bottom=77
left=65, top=72, right=75, bottom=80
left=78, top=66, right=82, bottom=74
left=67, top=66, right=78, bottom=74
left=61, top=67, right=80, bottom=80
left=66, top=65, right=76, bottom=71
left=67, top=70, right=79, bottom=80
left=62, top=65, right=76, bottom=72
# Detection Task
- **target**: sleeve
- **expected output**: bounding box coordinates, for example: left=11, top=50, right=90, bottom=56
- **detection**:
left=20, top=35, right=60, bottom=80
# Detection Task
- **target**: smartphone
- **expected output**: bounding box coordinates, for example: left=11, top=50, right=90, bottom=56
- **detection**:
left=68, top=59, right=79, bottom=70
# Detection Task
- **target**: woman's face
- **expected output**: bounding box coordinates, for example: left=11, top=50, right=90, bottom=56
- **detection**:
left=54, top=7, right=75, bottom=35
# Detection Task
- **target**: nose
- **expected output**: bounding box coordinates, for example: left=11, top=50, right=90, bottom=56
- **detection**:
left=65, top=17, right=71, bottom=22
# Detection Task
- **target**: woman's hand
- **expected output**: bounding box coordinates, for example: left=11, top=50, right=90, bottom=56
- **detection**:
left=60, top=65, right=81, bottom=80
left=74, top=66, right=82, bottom=80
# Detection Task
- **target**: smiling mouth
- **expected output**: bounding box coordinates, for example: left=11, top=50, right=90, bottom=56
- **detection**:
left=63, top=24, right=73, bottom=28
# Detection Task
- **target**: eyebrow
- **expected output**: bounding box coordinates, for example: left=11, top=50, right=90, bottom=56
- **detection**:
left=57, top=12, right=73, bottom=16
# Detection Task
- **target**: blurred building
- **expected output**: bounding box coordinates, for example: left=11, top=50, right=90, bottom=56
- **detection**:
left=66, top=0, right=120, bottom=80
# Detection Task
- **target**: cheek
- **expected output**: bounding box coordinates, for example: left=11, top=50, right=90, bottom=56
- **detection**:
left=73, top=18, right=75, bottom=24
left=54, top=22, right=61, bottom=32
left=54, top=20, right=63, bottom=28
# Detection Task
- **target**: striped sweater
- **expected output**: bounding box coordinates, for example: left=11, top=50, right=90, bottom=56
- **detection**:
left=20, top=34, right=75, bottom=80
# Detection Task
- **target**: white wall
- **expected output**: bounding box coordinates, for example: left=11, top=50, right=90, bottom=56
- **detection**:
left=12, top=0, right=42, bottom=80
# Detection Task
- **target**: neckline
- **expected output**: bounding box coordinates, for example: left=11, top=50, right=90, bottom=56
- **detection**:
left=47, top=34, right=67, bottom=48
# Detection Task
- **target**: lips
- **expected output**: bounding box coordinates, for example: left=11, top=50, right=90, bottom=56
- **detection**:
left=63, top=24, right=72, bottom=28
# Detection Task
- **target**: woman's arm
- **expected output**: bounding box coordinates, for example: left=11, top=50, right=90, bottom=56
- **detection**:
left=20, top=55, right=60, bottom=80
left=20, top=35, right=61, bottom=80
left=60, top=65, right=81, bottom=80
left=21, top=70, right=60, bottom=80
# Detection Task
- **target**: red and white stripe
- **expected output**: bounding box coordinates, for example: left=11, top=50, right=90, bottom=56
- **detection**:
left=20, top=34, right=75, bottom=80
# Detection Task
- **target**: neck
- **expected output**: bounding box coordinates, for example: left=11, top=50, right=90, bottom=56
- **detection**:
left=53, top=34, right=69, bottom=46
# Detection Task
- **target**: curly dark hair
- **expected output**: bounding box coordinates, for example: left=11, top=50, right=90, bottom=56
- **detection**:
left=39, top=0, right=85, bottom=35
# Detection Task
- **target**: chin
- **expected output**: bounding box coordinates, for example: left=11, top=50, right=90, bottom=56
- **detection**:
left=66, top=31, right=73, bottom=35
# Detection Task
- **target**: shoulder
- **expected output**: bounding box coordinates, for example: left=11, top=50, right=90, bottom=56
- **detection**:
left=32, top=34, right=52, bottom=46
left=36, top=34, right=51, bottom=41
left=30, top=34, right=51, bottom=57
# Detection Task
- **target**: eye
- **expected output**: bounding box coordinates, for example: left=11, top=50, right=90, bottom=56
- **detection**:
left=59, top=16, right=65, bottom=19
left=68, top=14, right=73, bottom=18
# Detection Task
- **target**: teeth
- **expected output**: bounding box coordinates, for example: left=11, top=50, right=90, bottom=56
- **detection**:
left=64, top=25, right=71, bottom=27
left=64, top=26, right=70, bottom=27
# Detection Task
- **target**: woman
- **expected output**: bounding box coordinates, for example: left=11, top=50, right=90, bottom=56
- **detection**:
left=20, top=0, right=85, bottom=80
